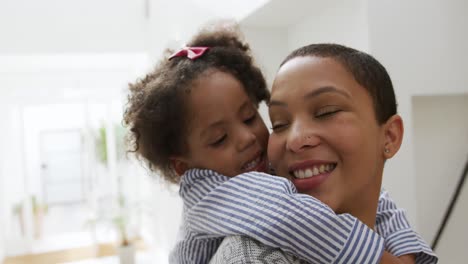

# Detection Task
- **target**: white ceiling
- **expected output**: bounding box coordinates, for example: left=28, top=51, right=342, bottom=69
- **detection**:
left=241, top=0, right=332, bottom=28
left=0, top=0, right=149, bottom=53
left=0, top=0, right=275, bottom=54
left=188, top=0, right=269, bottom=20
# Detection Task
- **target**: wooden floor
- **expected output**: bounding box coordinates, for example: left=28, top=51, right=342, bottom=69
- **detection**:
left=3, top=241, right=145, bottom=264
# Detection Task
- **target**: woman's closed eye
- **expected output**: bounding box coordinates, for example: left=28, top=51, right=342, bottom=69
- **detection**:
left=271, top=121, right=289, bottom=132
left=315, top=106, right=342, bottom=119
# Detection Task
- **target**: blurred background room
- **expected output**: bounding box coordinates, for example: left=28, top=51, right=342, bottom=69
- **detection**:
left=0, top=0, right=467, bottom=263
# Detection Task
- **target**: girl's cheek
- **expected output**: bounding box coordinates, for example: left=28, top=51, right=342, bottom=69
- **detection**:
left=267, top=135, right=281, bottom=166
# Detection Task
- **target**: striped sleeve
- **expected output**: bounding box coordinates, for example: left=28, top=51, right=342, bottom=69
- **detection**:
left=375, top=189, right=411, bottom=237
left=170, top=234, right=223, bottom=264
left=375, top=189, right=438, bottom=263
left=186, top=172, right=384, bottom=264
left=385, top=229, right=438, bottom=264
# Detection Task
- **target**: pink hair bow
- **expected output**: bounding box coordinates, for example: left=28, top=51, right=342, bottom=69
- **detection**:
left=168, top=46, right=210, bottom=60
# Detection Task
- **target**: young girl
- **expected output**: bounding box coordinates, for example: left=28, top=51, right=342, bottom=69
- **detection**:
left=124, top=26, right=433, bottom=263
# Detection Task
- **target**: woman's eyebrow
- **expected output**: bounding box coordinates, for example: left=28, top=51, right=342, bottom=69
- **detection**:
left=304, top=86, right=351, bottom=99
left=268, top=86, right=350, bottom=108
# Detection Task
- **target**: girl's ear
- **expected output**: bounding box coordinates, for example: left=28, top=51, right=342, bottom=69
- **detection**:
left=170, top=157, right=190, bottom=176
left=382, top=114, right=404, bottom=159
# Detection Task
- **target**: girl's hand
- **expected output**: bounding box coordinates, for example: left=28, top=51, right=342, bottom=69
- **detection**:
left=398, top=254, right=416, bottom=264
left=380, top=251, right=416, bottom=264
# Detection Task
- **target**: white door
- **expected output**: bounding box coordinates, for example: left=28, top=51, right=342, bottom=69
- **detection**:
left=40, top=130, right=83, bottom=205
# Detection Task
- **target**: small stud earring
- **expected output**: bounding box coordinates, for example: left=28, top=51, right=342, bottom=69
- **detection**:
left=384, top=148, right=390, bottom=154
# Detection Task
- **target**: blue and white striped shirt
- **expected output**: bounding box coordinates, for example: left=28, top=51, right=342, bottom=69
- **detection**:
left=375, top=191, right=437, bottom=263
left=170, top=169, right=437, bottom=263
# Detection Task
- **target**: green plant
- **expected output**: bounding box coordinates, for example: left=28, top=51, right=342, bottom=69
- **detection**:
left=12, top=202, right=23, bottom=216
left=113, top=193, right=131, bottom=246
left=113, top=215, right=130, bottom=246
left=95, top=124, right=127, bottom=165
left=85, top=194, right=139, bottom=247
left=31, top=195, right=48, bottom=215
left=30, top=195, right=48, bottom=239
left=12, top=201, right=25, bottom=236
left=96, top=126, right=108, bottom=164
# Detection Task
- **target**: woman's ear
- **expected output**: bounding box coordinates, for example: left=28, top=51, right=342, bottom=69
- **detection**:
left=383, top=114, right=404, bottom=159
left=170, top=157, right=190, bottom=176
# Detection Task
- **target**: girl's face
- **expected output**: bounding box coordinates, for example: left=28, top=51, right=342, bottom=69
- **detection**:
left=268, top=56, right=386, bottom=215
left=176, top=70, right=269, bottom=176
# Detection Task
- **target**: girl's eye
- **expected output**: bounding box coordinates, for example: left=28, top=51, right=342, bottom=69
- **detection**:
left=244, top=113, right=256, bottom=124
left=211, top=135, right=227, bottom=147
left=315, top=106, right=342, bottom=118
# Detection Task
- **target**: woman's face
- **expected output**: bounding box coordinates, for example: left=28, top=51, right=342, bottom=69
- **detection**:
left=177, top=69, right=269, bottom=176
left=268, top=56, right=386, bottom=214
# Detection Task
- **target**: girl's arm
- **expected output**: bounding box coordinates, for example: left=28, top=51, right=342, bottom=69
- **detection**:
left=187, top=171, right=384, bottom=264
left=381, top=252, right=416, bottom=264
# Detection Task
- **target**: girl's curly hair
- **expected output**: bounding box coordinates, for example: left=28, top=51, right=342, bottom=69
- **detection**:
left=123, top=24, right=269, bottom=184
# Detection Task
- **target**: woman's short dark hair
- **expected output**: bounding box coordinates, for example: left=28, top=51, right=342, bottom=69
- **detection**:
left=282, top=43, right=397, bottom=124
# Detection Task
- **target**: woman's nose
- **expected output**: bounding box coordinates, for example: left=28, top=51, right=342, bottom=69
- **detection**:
left=286, top=123, right=320, bottom=153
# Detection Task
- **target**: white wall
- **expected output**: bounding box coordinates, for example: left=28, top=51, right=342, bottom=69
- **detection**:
left=0, top=102, right=29, bottom=256
left=412, top=95, right=468, bottom=257
left=287, top=0, right=370, bottom=52
left=241, top=26, right=289, bottom=123
left=147, top=0, right=225, bottom=61
left=0, top=200, right=4, bottom=262
left=148, top=181, right=183, bottom=256
left=435, top=169, right=468, bottom=263
left=0, top=103, right=7, bottom=264
left=368, top=0, right=468, bottom=232
left=0, top=219, right=4, bottom=263
left=0, top=183, right=4, bottom=263
left=242, top=27, right=289, bottom=86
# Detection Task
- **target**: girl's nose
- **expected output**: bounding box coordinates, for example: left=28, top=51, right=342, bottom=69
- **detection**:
left=237, top=126, right=256, bottom=152
left=286, top=123, right=320, bottom=153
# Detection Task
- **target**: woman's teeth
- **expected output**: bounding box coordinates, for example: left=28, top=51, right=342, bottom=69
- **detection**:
left=242, top=156, right=262, bottom=171
left=293, top=164, right=335, bottom=179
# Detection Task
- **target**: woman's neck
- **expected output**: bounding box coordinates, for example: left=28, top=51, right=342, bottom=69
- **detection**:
left=351, top=200, right=379, bottom=229
left=348, top=184, right=381, bottom=229
left=352, top=168, right=384, bottom=229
